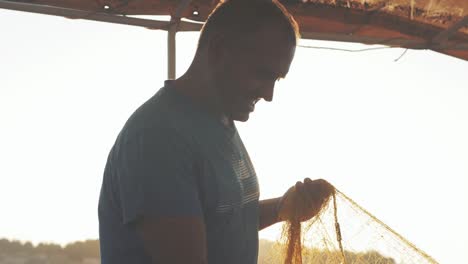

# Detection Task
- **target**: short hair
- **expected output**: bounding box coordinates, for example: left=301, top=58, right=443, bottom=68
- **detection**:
left=197, top=0, right=300, bottom=51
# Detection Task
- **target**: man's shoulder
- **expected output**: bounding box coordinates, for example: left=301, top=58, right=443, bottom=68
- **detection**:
left=120, top=86, right=187, bottom=137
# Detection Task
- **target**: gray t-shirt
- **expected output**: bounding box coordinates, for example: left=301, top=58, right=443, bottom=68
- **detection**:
left=98, top=81, right=260, bottom=264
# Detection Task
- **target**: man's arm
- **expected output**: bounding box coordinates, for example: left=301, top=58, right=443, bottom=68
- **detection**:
left=118, top=127, right=208, bottom=263
left=136, top=216, right=208, bottom=264
left=259, top=197, right=282, bottom=230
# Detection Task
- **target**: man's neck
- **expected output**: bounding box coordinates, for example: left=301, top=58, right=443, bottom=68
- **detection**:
left=172, top=70, right=231, bottom=124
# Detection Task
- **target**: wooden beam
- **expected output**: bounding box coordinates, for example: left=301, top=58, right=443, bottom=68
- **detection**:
left=432, top=16, right=468, bottom=45
left=0, top=0, right=203, bottom=31
left=291, top=5, right=468, bottom=45
left=173, top=0, right=192, bottom=19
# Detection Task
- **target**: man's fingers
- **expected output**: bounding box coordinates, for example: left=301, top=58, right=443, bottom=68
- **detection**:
left=303, top=179, right=323, bottom=201
left=303, top=178, right=334, bottom=207
left=295, top=181, right=306, bottom=204
left=295, top=181, right=316, bottom=218
left=304, top=178, right=313, bottom=185
left=318, top=180, right=335, bottom=198
left=302, top=179, right=319, bottom=206
left=307, top=179, right=334, bottom=197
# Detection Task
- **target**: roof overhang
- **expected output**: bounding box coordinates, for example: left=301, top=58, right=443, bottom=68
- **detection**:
left=1, top=0, right=467, bottom=61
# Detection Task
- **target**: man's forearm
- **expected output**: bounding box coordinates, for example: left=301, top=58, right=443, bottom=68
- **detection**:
left=258, top=197, right=283, bottom=230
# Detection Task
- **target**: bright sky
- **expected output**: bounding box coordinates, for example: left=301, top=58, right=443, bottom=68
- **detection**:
left=1, top=9, right=467, bottom=264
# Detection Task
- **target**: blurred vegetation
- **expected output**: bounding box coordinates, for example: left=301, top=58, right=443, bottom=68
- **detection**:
left=1, top=238, right=394, bottom=264
left=0, top=238, right=99, bottom=264
left=258, top=239, right=396, bottom=264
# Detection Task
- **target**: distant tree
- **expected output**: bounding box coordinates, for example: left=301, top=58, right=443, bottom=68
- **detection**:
left=0, top=238, right=101, bottom=264
left=24, top=241, right=34, bottom=251
left=0, top=239, right=25, bottom=254
left=36, top=242, right=62, bottom=256
left=48, top=253, right=73, bottom=264
left=64, top=239, right=100, bottom=260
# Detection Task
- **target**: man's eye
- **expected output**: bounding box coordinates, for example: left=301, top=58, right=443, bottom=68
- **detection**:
left=257, top=70, right=276, bottom=81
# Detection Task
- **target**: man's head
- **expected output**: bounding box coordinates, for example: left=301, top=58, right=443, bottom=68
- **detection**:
left=196, top=0, right=299, bottom=122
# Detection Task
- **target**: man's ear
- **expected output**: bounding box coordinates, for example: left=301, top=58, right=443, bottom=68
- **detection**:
left=206, top=33, right=230, bottom=68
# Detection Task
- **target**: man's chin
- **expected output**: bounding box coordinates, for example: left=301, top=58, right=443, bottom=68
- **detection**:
left=231, top=112, right=251, bottom=122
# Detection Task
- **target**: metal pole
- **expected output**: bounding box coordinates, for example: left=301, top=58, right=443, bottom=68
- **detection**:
left=166, top=0, right=193, bottom=79
left=167, top=24, right=177, bottom=80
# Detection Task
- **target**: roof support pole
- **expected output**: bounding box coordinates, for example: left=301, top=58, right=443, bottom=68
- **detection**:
left=167, top=24, right=177, bottom=79
left=166, top=0, right=192, bottom=79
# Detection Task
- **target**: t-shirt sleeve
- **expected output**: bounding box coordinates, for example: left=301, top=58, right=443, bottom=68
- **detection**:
left=115, top=127, right=203, bottom=225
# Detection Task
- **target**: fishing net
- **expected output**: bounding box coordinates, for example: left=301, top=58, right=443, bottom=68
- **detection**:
left=272, top=186, right=439, bottom=264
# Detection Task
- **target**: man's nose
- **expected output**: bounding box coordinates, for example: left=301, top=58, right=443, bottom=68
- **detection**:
left=259, top=84, right=274, bottom=102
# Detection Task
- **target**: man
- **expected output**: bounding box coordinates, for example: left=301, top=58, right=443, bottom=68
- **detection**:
left=98, top=0, right=333, bottom=263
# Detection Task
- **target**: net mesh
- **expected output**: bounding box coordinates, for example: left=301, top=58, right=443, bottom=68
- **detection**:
left=274, top=188, right=439, bottom=264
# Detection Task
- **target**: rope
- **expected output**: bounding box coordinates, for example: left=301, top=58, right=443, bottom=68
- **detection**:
left=333, top=191, right=347, bottom=264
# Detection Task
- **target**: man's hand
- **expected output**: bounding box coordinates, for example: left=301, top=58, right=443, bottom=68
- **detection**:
left=277, top=178, right=334, bottom=222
